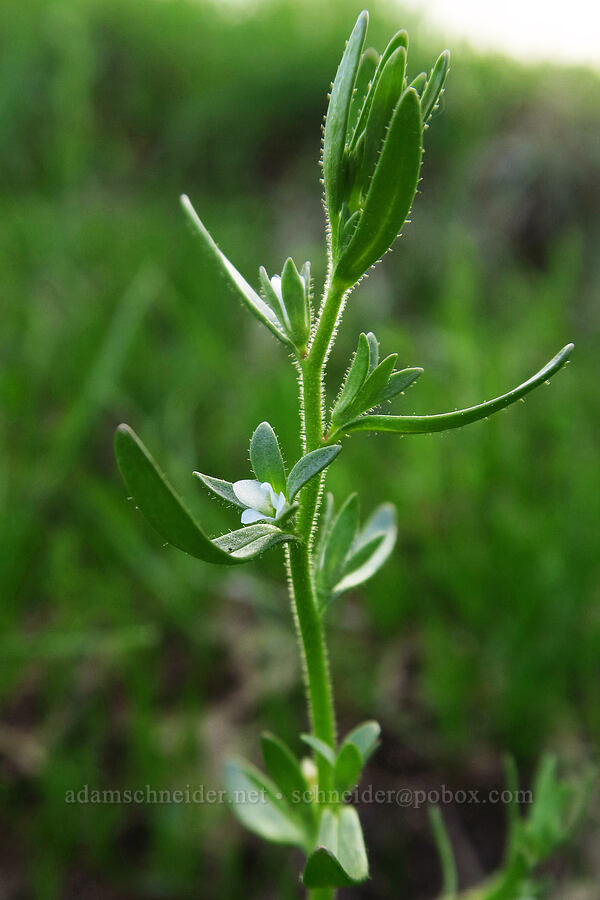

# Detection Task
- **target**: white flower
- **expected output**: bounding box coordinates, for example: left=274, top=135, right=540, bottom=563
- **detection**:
left=232, top=479, right=290, bottom=525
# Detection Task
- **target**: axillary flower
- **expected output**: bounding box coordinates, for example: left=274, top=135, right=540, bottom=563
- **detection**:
left=233, top=479, right=290, bottom=524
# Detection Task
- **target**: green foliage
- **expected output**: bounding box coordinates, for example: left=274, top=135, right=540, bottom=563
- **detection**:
left=2, top=0, right=599, bottom=896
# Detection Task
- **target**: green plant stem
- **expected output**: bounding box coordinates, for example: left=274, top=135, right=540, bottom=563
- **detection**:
left=286, top=277, right=348, bottom=793
left=308, top=890, right=335, bottom=900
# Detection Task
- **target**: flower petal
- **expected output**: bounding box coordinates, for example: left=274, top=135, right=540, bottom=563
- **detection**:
left=233, top=479, right=273, bottom=514
left=274, top=492, right=288, bottom=517
left=241, top=507, right=272, bottom=525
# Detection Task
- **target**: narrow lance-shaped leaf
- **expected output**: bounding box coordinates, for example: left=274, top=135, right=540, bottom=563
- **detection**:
left=421, top=50, right=450, bottom=123
left=429, top=807, right=458, bottom=898
left=300, top=734, right=336, bottom=768
left=331, top=332, right=370, bottom=424
left=260, top=733, right=312, bottom=819
left=349, top=29, right=409, bottom=150
left=380, top=366, right=423, bottom=401
left=342, top=720, right=381, bottom=764
left=193, top=472, right=245, bottom=508
left=334, top=503, right=397, bottom=595
left=347, top=47, right=379, bottom=138
left=323, top=11, right=368, bottom=225
left=334, top=741, right=363, bottom=792
left=180, top=195, right=291, bottom=347
left=224, top=756, right=307, bottom=848
left=281, top=257, right=310, bottom=346
left=302, top=806, right=369, bottom=888
left=336, top=88, right=423, bottom=286
left=338, top=344, right=574, bottom=436
left=250, top=421, right=287, bottom=494
left=358, top=46, right=407, bottom=191
left=115, top=424, right=237, bottom=565
left=286, top=445, right=342, bottom=501
left=212, top=524, right=296, bottom=561
left=366, top=331, right=379, bottom=372
left=344, top=352, right=397, bottom=419
left=317, top=493, right=359, bottom=595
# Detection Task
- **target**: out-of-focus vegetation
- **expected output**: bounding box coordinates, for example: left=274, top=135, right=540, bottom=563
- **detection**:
left=1, top=0, right=598, bottom=896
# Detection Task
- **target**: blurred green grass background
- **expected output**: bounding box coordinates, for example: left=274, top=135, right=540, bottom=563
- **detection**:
left=1, top=0, right=599, bottom=896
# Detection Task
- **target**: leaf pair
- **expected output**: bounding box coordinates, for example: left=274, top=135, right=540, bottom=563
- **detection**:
left=181, top=194, right=309, bottom=353
left=195, top=421, right=342, bottom=516
left=114, top=425, right=296, bottom=565
left=330, top=331, right=423, bottom=429
left=315, top=493, right=397, bottom=610
left=299, top=721, right=380, bottom=888
left=335, top=344, right=574, bottom=437
left=323, top=12, right=449, bottom=286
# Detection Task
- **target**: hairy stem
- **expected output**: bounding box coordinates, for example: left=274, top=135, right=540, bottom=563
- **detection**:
left=285, top=277, right=350, bottom=900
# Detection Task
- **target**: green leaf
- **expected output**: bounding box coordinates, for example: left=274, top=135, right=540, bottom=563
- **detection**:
left=334, top=742, right=363, bottom=792
left=323, top=11, right=368, bottom=224
left=339, top=344, right=575, bottom=435
left=281, top=257, right=310, bottom=347
left=334, top=503, right=397, bottom=594
left=342, top=720, right=381, bottom=764
left=347, top=48, right=379, bottom=138
left=115, top=424, right=237, bottom=565
left=358, top=46, right=407, bottom=190
left=331, top=332, right=370, bottom=425
left=260, top=733, right=312, bottom=817
left=421, top=50, right=450, bottom=122
left=250, top=421, right=287, bottom=494
left=286, top=445, right=342, bottom=501
left=212, top=524, right=296, bottom=560
left=193, top=472, right=245, bottom=508
left=366, top=331, right=379, bottom=372
left=300, top=734, right=336, bottom=768
left=302, top=806, right=369, bottom=888
left=349, top=29, right=409, bottom=150
left=336, top=88, right=423, bottom=285
left=409, top=71, right=427, bottom=95
left=224, top=756, right=307, bottom=848
left=380, top=367, right=423, bottom=401
left=343, top=353, right=398, bottom=419
left=315, top=492, right=336, bottom=568
left=180, top=195, right=291, bottom=347
left=258, top=265, right=287, bottom=323
left=317, top=493, right=359, bottom=597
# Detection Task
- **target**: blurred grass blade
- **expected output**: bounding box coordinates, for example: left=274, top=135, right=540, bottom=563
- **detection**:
left=286, top=445, right=342, bottom=501
left=323, top=10, right=368, bottom=224
left=429, top=807, right=458, bottom=898
left=115, top=424, right=240, bottom=564
left=340, top=344, right=574, bottom=435
left=336, top=88, right=423, bottom=284
left=250, top=421, right=287, bottom=493
left=180, top=194, right=291, bottom=346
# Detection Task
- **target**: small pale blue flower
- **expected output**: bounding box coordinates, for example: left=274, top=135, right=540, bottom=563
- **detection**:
left=233, top=479, right=289, bottom=525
